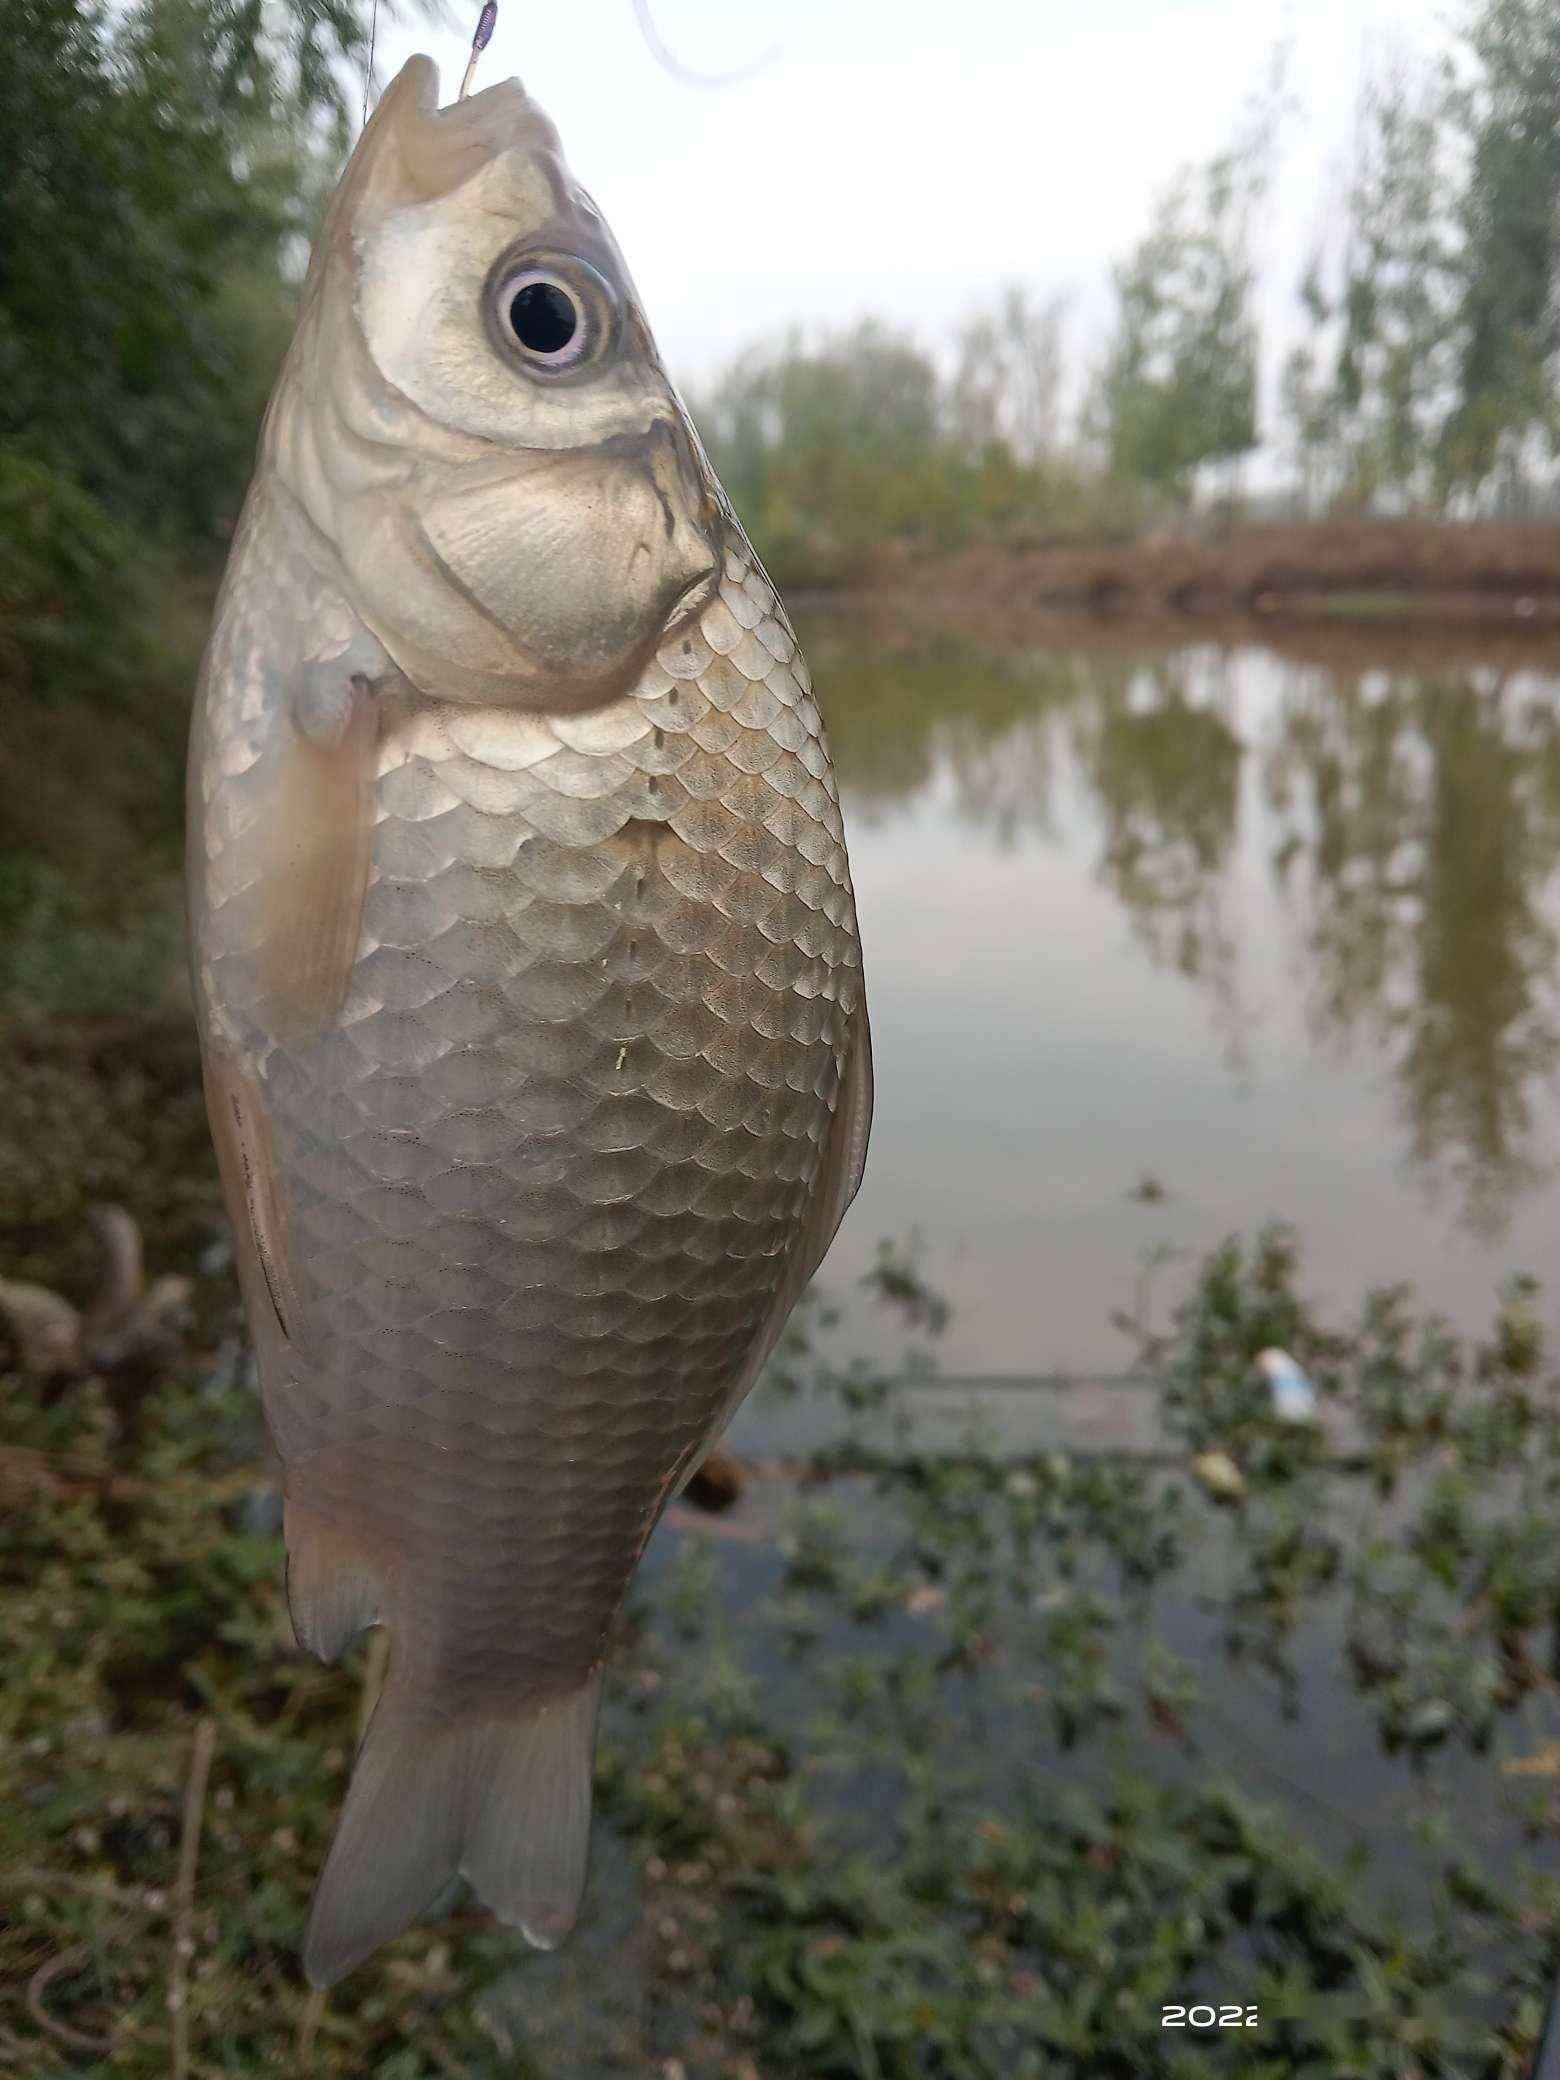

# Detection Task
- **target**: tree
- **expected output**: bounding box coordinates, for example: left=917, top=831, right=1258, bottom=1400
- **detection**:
left=1279, top=259, right=1341, bottom=511
left=1281, top=50, right=1454, bottom=511
left=1441, top=0, right=1560, bottom=502
left=1093, top=149, right=1262, bottom=503
left=1092, top=50, right=1295, bottom=507
left=0, top=0, right=414, bottom=697
left=0, top=0, right=341, bottom=546
left=694, top=321, right=968, bottom=578
left=948, top=286, right=1068, bottom=466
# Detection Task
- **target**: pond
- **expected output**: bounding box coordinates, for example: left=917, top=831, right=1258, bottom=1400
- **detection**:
left=805, top=615, right=1560, bottom=1375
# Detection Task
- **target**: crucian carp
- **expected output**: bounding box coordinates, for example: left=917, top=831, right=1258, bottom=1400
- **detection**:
left=185, top=54, right=869, bottom=1985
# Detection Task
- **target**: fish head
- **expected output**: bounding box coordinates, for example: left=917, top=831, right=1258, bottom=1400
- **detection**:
left=269, top=57, right=722, bottom=709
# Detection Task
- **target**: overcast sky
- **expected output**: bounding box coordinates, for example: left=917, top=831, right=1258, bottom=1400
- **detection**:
left=374, top=0, right=1457, bottom=396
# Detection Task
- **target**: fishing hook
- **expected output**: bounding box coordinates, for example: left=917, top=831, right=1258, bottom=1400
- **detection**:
left=459, top=0, right=499, bottom=99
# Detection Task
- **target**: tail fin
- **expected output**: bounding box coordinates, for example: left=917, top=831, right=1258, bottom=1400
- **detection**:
left=302, top=1672, right=603, bottom=1988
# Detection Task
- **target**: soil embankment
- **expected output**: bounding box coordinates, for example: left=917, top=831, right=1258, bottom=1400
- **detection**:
left=862, top=516, right=1560, bottom=645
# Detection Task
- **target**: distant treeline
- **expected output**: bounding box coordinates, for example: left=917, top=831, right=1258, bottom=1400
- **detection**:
left=696, top=0, right=1560, bottom=579
left=691, top=297, right=1125, bottom=585
left=6, top=0, right=1560, bottom=683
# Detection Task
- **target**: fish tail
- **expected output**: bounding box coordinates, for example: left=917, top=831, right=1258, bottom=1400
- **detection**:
left=302, top=1671, right=603, bottom=1988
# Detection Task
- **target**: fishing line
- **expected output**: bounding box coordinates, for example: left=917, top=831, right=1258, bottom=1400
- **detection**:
left=362, top=0, right=775, bottom=130
left=362, top=0, right=379, bottom=125
left=631, top=0, right=781, bottom=88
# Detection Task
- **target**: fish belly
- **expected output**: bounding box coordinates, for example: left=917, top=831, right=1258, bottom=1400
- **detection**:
left=244, top=562, right=860, bottom=1722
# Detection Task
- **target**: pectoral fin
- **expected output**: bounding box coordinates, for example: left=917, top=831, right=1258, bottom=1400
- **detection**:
left=256, top=662, right=380, bottom=1048
left=205, top=1049, right=310, bottom=1358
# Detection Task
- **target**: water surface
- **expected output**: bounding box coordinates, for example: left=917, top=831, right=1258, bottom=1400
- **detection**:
left=803, top=618, right=1560, bottom=1372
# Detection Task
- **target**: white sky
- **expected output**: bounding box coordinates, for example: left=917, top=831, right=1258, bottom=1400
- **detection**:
left=375, top=0, right=1456, bottom=402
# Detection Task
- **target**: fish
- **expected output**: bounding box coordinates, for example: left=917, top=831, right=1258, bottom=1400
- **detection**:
left=184, top=55, right=870, bottom=1986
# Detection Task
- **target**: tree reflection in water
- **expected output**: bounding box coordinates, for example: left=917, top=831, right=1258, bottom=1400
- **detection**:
left=802, top=631, right=1084, bottom=842
left=1066, top=648, right=1247, bottom=1066
left=803, top=615, right=1560, bottom=1239
left=1268, top=665, right=1560, bottom=1236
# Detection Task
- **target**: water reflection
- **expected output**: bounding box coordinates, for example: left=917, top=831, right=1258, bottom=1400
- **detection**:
left=819, top=640, right=1078, bottom=840
left=1070, top=653, right=1247, bottom=1061
left=802, top=619, right=1560, bottom=1350
left=819, top=635, right=1248, bottom=998
left=1269, top=668, right=1560, bottom=1235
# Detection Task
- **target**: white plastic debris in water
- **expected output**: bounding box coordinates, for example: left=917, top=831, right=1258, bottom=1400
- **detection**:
left=1256, top=1347, right=1319, bottom=1424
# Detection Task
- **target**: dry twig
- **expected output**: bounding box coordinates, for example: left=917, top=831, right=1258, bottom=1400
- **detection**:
left=1, top=1866, right=146, bottom=1909
left=170, top=1716, right=219, bottom=2080
left=0, top=1203, right=191, bottom=1397
left=299, top=1985, right=326, bottom=2064
left=26, top=1944, right=115, bottom=2056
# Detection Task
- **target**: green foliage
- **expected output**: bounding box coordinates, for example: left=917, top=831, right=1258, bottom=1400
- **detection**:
left=697, top=320, right=971, bottom=583
left=0, top=0, right=389, bottom=707
left=0, top=857, right=186, bottom=1029
left=1282, top=54, right=1454, bottom=509
left=701, top=7, right=1560, bottom=526
left=0, top=0, right=306, bottom=546
left=1442, top=0, right=1560, bottom=495
left=702, top=10, right=1560, bottom=529
left=0, top=451, right=133, bottom=696
left=1094, top=167, right=1260, bottom=499
left=1283, top=0, right=1560, bottom=510
left=691, top=309, right=1112, bottom=587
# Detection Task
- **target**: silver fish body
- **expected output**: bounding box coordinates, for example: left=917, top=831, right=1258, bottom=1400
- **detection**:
left=186, top=59, right=869, bottom=1985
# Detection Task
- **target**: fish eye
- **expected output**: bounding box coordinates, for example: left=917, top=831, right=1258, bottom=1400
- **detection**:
left=510, top=279, right=577, bottom=355
left=486, top=254, right=618, bottom=379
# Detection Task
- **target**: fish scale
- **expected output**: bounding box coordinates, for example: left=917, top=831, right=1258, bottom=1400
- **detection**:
left=198, top=526, right=859, bottom=1686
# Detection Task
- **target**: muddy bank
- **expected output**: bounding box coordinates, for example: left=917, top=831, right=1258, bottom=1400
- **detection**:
left=855, top=516, right=1560, bottom=640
